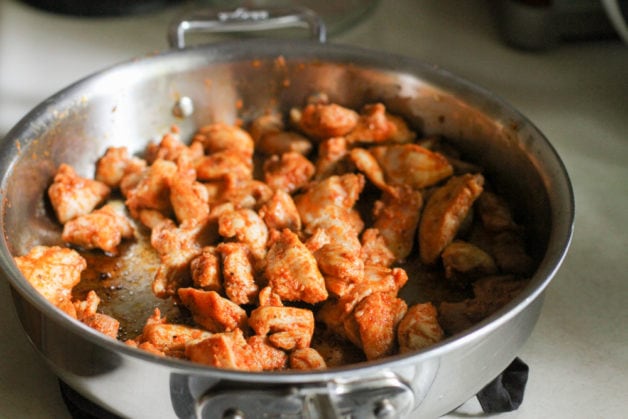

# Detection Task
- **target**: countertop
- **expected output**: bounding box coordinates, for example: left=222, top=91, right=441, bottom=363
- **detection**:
left=1, top=0, right=627, bottom=418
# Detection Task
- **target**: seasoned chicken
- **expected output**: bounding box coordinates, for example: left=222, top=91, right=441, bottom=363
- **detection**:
left=343, top=292, right=407, bottom=361
left=125, top=159, right=177, bottom=220
left=289, top=348, right=327, bottom=370
left=151, top=218, right=215, bottom=298
left=247, top=335, right=288, bottom=370
left=294, top=173, right=365, bottom=233
left=216, top=242, right=259, bottom=305
left=373, top=185, right=423, bottom=261
left=73, top=290, right=120, bottom=339
left=95, top=146, right=147, bottom=189
left=177, top=288, right=248, bottom=333
left=317, top=265, right=408, bottom=338
left=190, top=246, right=222, bottom=291
left=348, top=147, right=393, bottom=193
left=418, top=173, right=484, bottom=265
left=61, top=204, right=135, bottom=255
left=263, top=152, right=315, bottom=194
left=145, top=132, right=198, bottom=165
left=258, top=189, right=302, bottom=233
left=249, top=113, right=313, bottom=156
left=218, top=208, right=268, bottom=263
left=207, top=176, right=274, bottom=211
left=133, top=308, right=212, bottom=358
left=346, top=103, right=415, bottom=145
left=370, top=144, right=453, bottom=189
left=314, top=136, right=349, bottom=180
left=397, top=303, right=444, bottom=353
left=359, top=228, right=396, bottom=268
left=475, top=190, right=519, bottom=232
left=186, top=329, right=260, bottom=371
left=48, top=164, right=111, bottom=224
left=257, top=286, right=283, bottom=307
left=195, top=149, right=253, bottom=182
left=14, top=246, right=86, bottom=316
left=193, top=122, right=254, bottom=157
left=249, top=305, right=315, bottom=350
left=314, top=226, right=364, bottom=298
left=441, top=240, right=498, bottom=286
left=169, top=167, right=210, bottom=225
left=438, top=275, right=528, bottom=335
left=264, top=229, right=328, bottom=304
left=290, top=102, right=359, bottom=139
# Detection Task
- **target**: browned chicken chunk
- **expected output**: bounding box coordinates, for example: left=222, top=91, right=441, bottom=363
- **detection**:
left=419, top=173, right=484, bottom=265
left=48, top=164, right=110, bottom=224
left=61, top=204, right=135, bottom=255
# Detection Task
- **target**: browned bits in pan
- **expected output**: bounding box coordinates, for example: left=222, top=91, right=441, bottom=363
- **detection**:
left=13, top=95, right=536, bottom=371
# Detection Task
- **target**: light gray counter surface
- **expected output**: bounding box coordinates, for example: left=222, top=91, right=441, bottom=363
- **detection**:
left=1, top=0, right=627, bottom=418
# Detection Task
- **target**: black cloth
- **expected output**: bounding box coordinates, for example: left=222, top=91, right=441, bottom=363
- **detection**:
left=476, top=357, right=529, bottom=413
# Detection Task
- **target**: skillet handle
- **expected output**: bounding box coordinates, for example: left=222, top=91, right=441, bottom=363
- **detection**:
left=193, top=374, right=415, bottom=419
left=168, top=6, right=327, bottom=49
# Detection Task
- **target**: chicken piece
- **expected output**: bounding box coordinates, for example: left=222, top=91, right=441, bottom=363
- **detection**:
left=151, top=218, right=215, bottom=298
left=263, top=152, right=315, bottom=194
left=73, top=290, right=120, bottom=339
left=441, top=240, right=498, bottom=286
left=475, top=190, right=519, bottom=232
left=125, top=159, right=177, bottom=219
left=488, top=231, right=535, bottom=276
left=216, top=242, right=259, bottom=305
left=195, top=149, right=253, bottom=182
left=218, top=208, right=268, bottom=263
left=314, top=227, right=364, bottom=298
left=264, top=229, right=328, bottom=304
left=343, top=292, right=407, bottom=361
left=190, top=246, right=222, bottom=291
left=346, top=103, right=415, bottom=145
left=144, top=132, right=190, bottom=164
left=294, top=173, right=365, bottom=233
left=192, top=122, right=254, bottom=157
left=258, top=189, right=301, bottom=233
left=370, top=144, right=453, bottom=189
left=14, top=246, right=86, bottom=316
left=249, top=306, right=315, bottom=350
left=257, top=286, right=283, bottom=307
left=359, top=228, right=396, bottom=268
left=289, top=348, right=327, bottom=370
left=208, top=176, right=274, bottom=211
left=397, top=303, right=444, bottom=353
left=119, top=159, right=149, bottom=198
left=247, top=335, right=289, bottom=371
left=177, top=288, right=248, bottom=333
left=419, top=173, right=484, bottom=265
left=249, top=113, right=313, bottom=156
left=137, top=208, right=170, bottom=230
left=314, top=137, right=349, bottom=180
left=348, top=147, right=393, bottom=193
left=48, top=164, right=111, bottom=224
left=61, top=204, right=135, bottom=255
left=169, top=167, right=209, bottom=225
left=95, top=146, right=147, bottom=189
left=373, top=184, right=423, bottom=261
left=317, top=265, right=408, bottom=337
left=290, top=102, right=359, bottom=139
left=186, top=329, right=260, bottom=371
left=138, top=308, right=212, bottom=358
left=438, top=275, right=528, bottom=335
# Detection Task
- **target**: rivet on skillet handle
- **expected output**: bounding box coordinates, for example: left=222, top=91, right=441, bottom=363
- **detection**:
left=193, top=375, right=415, bottom=419
left=168, top=6, right=327, bottom=49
